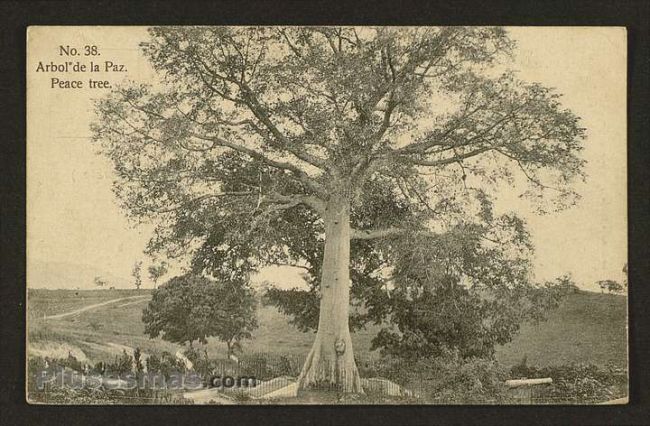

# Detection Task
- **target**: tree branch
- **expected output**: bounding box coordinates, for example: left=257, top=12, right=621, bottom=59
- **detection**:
left=263, top=192, right=326, bottom=215
left=147, top=192, right=253, bottom=214
left=405, top=144, right=497, bottom=167
left=238, top=83, right=330, bottom=171
left=351, top=227, right=410, bottom=240
left=190, top=132, right=326, bottom=197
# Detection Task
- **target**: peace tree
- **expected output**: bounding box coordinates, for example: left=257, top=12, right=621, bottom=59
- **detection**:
left=92, top=27, right=584, bottom=393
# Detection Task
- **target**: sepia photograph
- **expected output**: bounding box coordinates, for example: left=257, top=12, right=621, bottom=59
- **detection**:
left=26, top=25, right=628, bottom=405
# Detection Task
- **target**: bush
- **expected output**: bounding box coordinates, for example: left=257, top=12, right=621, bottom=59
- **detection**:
left=181, top=349, right=303, bottom=384
left=409, top=353, right=510, bottom=403
left=105, top=350, right=133, bottom=376
left=27, top=383, right=193, bottom=405
left=183, top=348, right=228, bottom=383
left=183, top=346, right=206, bottom=373
left=88, top=320, right=103, bottom=331
left=275, top=354, right=301, bottom=377
left=37, top=352, right=85, bottom=373
left=27, top=356, right=49, bottom=393
left=356, top=356, right=405, bottom=384
left=28, top=353, right=85, bottom=375
left=145, top=351, right=186, bottom=379
left=357, top=350, right=510, bottom=403
left=26, top=353, right=195, bottom=404
left=510, top=359, right=627, bottom=404
left=238, top=353, right=270, bottom=380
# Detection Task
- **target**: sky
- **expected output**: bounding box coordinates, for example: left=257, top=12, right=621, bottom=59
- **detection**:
left=26, top=27, right=627, bottom=291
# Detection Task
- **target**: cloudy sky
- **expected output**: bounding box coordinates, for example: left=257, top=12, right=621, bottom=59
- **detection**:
left=26, top=27, right=627, bottom=291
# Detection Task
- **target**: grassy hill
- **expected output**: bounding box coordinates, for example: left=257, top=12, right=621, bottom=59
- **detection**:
left=495, top=291, right=627, bottom=368
left=27, top=289, right=627, bottom=368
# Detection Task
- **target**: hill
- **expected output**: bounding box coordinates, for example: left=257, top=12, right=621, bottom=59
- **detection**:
left=495, top=291, right=627, bottom=367
left=27, top=289, right=627, bottom=368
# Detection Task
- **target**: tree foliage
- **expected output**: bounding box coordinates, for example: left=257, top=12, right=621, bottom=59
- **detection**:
left=93, top=27, right=585, bottom=361
left=266, top=206, right=572, bottom=359
left=597, top=279, right=624, bottom=295
left=132, top=261, right=143, bottom=290
left=142, top=273, right=258, bottom=351
left=148, top=261, right=169, bottom=289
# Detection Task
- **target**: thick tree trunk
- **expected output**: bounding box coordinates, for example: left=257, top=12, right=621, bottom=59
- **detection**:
left=297, top=196, right=363, bottom=393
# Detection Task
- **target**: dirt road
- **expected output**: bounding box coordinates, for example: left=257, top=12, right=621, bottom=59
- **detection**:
left=43, top=295, right=150, bottom=320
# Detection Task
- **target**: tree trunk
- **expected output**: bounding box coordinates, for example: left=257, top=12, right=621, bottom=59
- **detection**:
left=297, top=196, right=363, bottom=393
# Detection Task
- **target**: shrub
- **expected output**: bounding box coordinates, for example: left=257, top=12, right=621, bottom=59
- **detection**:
left=358, top=350, right=510, bottom=403
left=145, top=351, right=186, bottom=379
left=88, top=320, right=103, bottom=331
left=183, top=348, right=226, bottom=382
left=275, top=354, right=301, bottom=377
left=27, top=384, right=193, bottom=405
left=510, top=360, right=627, bottom=404
left=57, top=352, right=84, bottom=372
left=27, top=356, right=49, bottom=392
left=410, top=352, right=510, bottom=403
left=133, top=347, right=144, bottom=373
left=356, top=356, right=405, bottom=384
left=238, top=353, right=271, bottom=380
left=106, top=350, right=134, bottom=376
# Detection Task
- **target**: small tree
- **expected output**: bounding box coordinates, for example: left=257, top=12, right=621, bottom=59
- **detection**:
left=132, top=261, right=143, bottom=290
left=133, top=347, right=144, bottom=396
left=133, top=347, right=144, bottom=373
left=148, top=261, right=168, bottom=290
left=142, top=273, right=258, bottom=356
left=597, top=279, right=624, bottom=294
left=94, top=276, right=107, bottom=288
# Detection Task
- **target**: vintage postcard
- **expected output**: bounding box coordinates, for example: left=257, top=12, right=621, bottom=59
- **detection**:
left=26, top=26, right=628, bottom=405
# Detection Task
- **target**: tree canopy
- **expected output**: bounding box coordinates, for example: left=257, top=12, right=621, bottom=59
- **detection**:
left=132, top=261, right=143, bottom=290
left=148, top=261, right=169, bottom=289
left=93, top=27, right=584, bottom=244
left=142, top=273, right=258, bottom=353
left=597, top=279, right=624, bottom=295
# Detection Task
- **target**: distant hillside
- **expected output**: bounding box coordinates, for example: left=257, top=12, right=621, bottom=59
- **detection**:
left=27, top=259, right=131, bottom=289
left=28, top=288, right=627, bottom=369
left=495, top=291, right=627, bottom=367
left=248, top=291, right=627, bottom=367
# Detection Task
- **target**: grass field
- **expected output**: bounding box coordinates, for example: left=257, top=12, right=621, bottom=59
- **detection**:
left=27, top=288, right=627, bottom=368
left=27, top=289, right=149, bottom=321
left=495, top=291, right=628, bottom=368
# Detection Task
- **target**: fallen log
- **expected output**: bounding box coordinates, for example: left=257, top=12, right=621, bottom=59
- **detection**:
left=505, top=378, right=552, bottom=388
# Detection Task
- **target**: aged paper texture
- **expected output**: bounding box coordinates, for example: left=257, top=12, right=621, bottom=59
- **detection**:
left=26, top=26, right=627, bottom=405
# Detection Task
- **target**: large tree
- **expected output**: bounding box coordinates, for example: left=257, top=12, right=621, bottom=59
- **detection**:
left=92, top=27, right=585, bottom=393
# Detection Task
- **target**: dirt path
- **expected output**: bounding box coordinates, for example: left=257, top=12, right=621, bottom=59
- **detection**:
left=117, top=298, right=149, bottom=308
left=43, top=295, right=150, bottom=320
